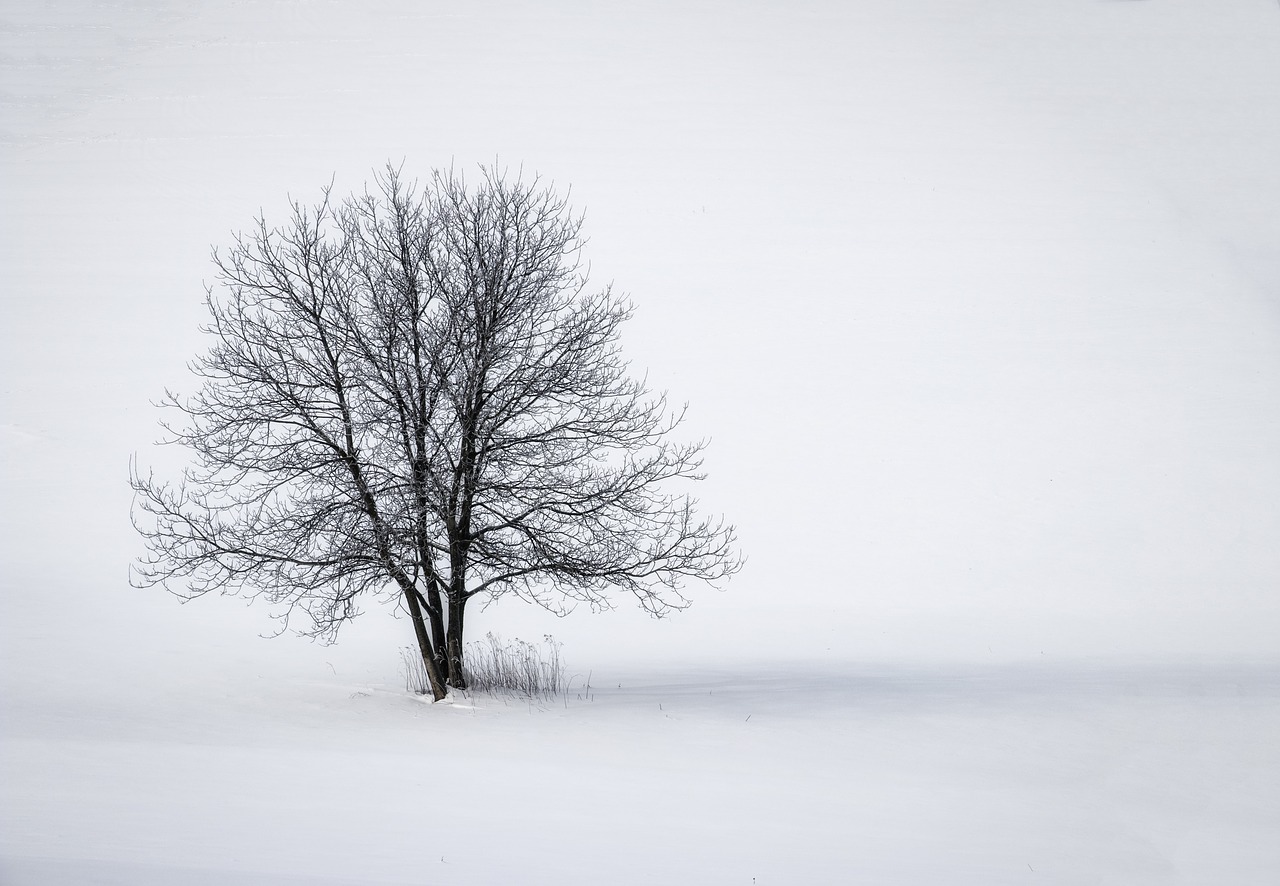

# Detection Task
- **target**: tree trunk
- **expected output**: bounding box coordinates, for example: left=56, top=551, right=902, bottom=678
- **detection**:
left=403, top=588, right=448, bottom=700
left=446, top=595, right=468, bottom=689
left=425, top=580, right=448, bottom=673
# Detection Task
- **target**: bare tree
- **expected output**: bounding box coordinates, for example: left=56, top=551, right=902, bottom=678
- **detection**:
left=131, top=165, right=740, bottom=700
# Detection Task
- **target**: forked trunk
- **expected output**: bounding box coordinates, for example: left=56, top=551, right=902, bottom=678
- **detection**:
left=446, top=595, right=468, bottom=689
left=425, top=582, right=448, bottom=672
left=403, top=588, right=448, bottom=700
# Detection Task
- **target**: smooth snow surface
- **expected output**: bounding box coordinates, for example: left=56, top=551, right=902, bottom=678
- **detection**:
left=3, top=0, right=1280, bottom=882
left=4, top=658, right=1280, bottom=884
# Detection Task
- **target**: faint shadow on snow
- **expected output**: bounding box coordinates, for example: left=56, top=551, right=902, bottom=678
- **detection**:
left=0, top=856, right=399, bottom=886
left=388, top=657, right=1280, bottom=724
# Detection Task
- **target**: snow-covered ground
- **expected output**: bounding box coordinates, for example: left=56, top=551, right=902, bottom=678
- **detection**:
left=4, top=636, right=1279, bottom=884
left=3, top=1, right=1280, bottom=882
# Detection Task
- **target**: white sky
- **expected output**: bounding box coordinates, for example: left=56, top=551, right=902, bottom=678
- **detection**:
left=2, top=0, right=1279, bottom=666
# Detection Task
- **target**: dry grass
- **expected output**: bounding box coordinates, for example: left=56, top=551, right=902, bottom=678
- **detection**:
left=464, top=632, right=566, bottom=700
left=400, top=647, right=435, bottom=696
left=401, top=633, right=568, bottom=700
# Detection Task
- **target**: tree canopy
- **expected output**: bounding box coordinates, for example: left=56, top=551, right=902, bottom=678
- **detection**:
left=131, top=165, right=740, bottom=699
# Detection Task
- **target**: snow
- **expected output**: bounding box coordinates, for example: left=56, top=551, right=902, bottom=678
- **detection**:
left=4, top=0, right=1280, bottom=882
left=5, top=647, right=1279, bottom=884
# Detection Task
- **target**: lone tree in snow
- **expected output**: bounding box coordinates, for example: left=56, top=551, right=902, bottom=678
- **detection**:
left=130, top=165, right=740, bottom=700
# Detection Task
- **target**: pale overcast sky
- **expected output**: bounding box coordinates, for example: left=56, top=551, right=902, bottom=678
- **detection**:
left=3, top=0, right=1279, bottom=666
